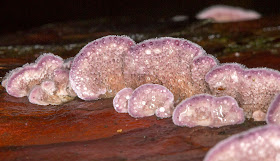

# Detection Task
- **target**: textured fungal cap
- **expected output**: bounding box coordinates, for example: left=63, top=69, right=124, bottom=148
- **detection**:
left=40, top=80, right=56, bottom=95
left=196, top=5, right=261, bottom=22
left=206, top=63, right=280, bottom=120
left=205, top=63, right=243, bottom=98
left=28, top=85, right=51, bottom=106
left=113, top=88, right=133, bottom=113
left=28, top=80, right=75, bottom=106
left=2, top=53, right=76, bottom=105
left=204, top=125, right=280, bottom=161
left=70, top=35, right=135, bottom=100
left=172, top=94, right=244, bottom=128
left=3, top=53, right=64, bottom=97
left=267, top=93, right=280, bottom=124
left=53, top=68, right=76, bottom=97
left=128, top=84, right=174, bottom=118
left=191, top=55, right=218, bottom=94
left=27, top=66, right=76, bottom=105
left=124, top=37, right=207, bottom=103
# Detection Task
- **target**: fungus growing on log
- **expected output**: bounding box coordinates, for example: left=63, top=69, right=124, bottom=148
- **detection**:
left=2, top=36, right=220, bottom=106
left=113, top=88, right=133, bottom=113
left=124, top=37, right=210, bottom=103
left=172, top=94, right=244, bottom=128
left=206, top=63, right=280, bottom=121
left=69, top=35, right=135, bottom=100
left=204, top=125, right=280, bottom=161
left=2, top=53, right=76, bottom=105
left=127, top=84, right=174, bottom=118
left=70, top=36, right=217, bottom=103
left=191, top=55, right=218, bottom=94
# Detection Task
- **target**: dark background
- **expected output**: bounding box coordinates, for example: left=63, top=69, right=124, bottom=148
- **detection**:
left=0, top=0, right=279, bottom=34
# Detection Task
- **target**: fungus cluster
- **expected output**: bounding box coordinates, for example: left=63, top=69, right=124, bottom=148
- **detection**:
left=2, top=53, right=76, bottom=105
left=114, top=84, right=174, bottom=118
left=1, top=5, right=275, bottom=160
left=3, top=33, right=280, bottom=160
left=113, top=84, right=245, bottom=128
left=206, top=63, right=280, bottom=121
left=3, top=35, right=280, bottom=127
left=123, top=37, right=214, bottom=103
left=69, top=36, right=217, bottom=104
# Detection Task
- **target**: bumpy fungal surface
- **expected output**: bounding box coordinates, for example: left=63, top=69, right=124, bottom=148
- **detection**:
left=206, top=63, right=280, bottom=120
left=29, top=68, right=76, bottom=105
left=2, top=53, right=76, bottom=105
left=191, top=55, right=218, bottom=94
left=124, top=37, right=208, bottom=103
left=204, top=125, right=280, bottom=161
left=3, top=35, right=219, bottom=106
left=196, top=5, right=261, bottom=23
left=172, top=94, right=244, bottom=128
left=28, top=85, right=51, bottom=106
left=267, top=93, right=280, bottom=124
left=2, top=53, right=64, bottom=97
left=128, top=84, right=174, bottom=118
left=70, top=35, right=135, bottom=100
left=113, top=88, right=133, bottom=113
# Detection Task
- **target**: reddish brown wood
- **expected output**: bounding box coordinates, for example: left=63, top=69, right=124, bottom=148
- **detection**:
left=0, top=90, right=264, bottom=161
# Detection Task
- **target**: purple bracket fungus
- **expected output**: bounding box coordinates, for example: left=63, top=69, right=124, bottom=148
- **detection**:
left=29, top=83, right=56, bottom=106
left=3, top=53, right=63, bottom=97
left=124, top=37, right=210, bottom=103
left=196, top=5, right=261, bottom=23
left=29, top=68, right=76, bottom=105
left=29, top=69, right=76, bottom=105
left=191, top=55, right=218, bottom=94
left=267, top=93, right=280, bottom=124
left=113, top=87, right=133, bottom=113
left=206, top=63, right=280, bottom=121
left=70, top=36, right=217, bottom=103
left=2, top=53, right=76, bottom=105
left=204, top=125, right=280, bottom=161
left=172, top=94, right=244, bottom=128
left=69, top=35, right=135, bottom=100
left=127, top=84, right=174, bottom=118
